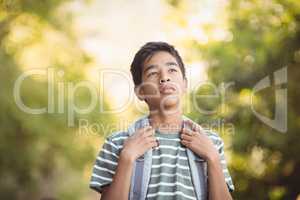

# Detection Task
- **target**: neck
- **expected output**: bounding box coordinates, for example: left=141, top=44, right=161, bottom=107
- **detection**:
left=148, top=108, right=183, bottom=133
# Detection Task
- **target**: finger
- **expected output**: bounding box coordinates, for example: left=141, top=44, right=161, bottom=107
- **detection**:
left=140, top=125, right=153, bottom=132
left=184, top=120, right=202, bottom=132
left=138, top=135, right=156, bottom=147
left=146, top=140, right=159, bottom=149
left=181, top=128, right=194, bottom=136
left=142, top=127, right=155, bottom=137
left=145, top=137, right=157, bottom=143
left=181, top=133, right=193, bottom=141
left=135, top=126, right=152, bottom=137
left=152, top=140, right=159, bottom=148
left=180, top=139, right=190, bottom=147
left=137, top=126, right=153, bottom=135
left=156, top=138, right=160, bottom=146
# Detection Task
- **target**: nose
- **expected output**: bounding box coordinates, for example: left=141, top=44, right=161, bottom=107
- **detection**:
left=159, top=78, right=170, bottom=84
left=159, top=70, right=171, bottom=84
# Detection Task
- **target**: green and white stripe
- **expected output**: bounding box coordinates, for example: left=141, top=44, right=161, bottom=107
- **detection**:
left=89, top=129, right=235, bottom=195
left=146, top=131, right=197, bottom=200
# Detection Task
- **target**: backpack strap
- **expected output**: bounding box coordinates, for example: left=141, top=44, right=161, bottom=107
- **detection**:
left=127, top=115, right=149, bottom=200
left=183, top=117, right=208, bottom=200
left=132, top=159, right=144, bottom=200
left=130, top=115, right=207, bottom=200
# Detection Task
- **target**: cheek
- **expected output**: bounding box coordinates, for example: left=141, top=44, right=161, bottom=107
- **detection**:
left=141, top=83, right=159, bottom=95
left=173, top=79, right=186, bottom=94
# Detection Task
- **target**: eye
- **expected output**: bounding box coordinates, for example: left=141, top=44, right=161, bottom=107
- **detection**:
left=147, top=71, right=158, bottom=77
left=169, top=68, right=178, bottom=72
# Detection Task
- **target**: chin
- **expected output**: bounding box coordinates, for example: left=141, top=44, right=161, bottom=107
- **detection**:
left=160, top=96, right=180, bottom=110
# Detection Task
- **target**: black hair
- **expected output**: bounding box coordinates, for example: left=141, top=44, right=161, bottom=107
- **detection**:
left=130, top=41, right=186, bottom=86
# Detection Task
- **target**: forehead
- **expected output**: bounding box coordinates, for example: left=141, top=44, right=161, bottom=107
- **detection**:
left=143, top=51, right=178, bottom=68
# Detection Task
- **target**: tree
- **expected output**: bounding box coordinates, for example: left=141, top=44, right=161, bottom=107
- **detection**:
left=166, top=0, right=300, bottom=199
left=0, top=1, right=113, bottom=199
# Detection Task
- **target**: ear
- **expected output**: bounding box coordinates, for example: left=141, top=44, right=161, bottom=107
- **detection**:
left=134, top=85, right=145, bottom=101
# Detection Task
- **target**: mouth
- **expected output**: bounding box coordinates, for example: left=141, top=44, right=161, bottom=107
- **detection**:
left=159, top=84, right=176, bottom=94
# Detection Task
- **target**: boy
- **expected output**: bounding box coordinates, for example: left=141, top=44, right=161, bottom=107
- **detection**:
left=90, top=42, right=234, bottom=200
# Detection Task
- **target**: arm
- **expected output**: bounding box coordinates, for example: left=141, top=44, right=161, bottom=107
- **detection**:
left=100, top=126, right=158, bottom=200
left=100, top=152, right=134, bottom=200
left=207, top=154, right=232, bottom=200
left=181, top=120, right=233, bottom=200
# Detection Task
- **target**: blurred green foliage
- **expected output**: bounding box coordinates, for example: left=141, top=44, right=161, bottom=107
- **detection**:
left=0, top=0, right=112, bottom=199
left=182, top=0, right=300, bottom=199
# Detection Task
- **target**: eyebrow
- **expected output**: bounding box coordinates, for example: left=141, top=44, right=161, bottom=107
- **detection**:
left=165, top=61, right=178, bottom=66
left=143, top=64, right=157, bottom=74
left=143, top=61, right=179, bottom=74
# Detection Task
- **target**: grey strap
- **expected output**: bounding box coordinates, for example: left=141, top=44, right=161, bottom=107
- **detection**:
left=194, top=160, right=208, bottom=200
left=132, top=159, right=144, bottom=200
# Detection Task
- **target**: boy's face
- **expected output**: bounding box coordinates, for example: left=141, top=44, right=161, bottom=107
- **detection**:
left=135, top=51, right=187, bottom=112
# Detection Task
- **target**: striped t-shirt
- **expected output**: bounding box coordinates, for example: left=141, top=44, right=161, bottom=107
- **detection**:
left=89, top=129, right=234, bottom=197
left=146, top=130, right=196, bottom=200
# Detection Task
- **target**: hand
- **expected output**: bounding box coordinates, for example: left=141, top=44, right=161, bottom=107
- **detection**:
left=121, top=126, right=158, bottom=162
left=180, top=120, right=219, bottom=161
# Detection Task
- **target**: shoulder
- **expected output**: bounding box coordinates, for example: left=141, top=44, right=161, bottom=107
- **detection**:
left=104, top=130, right=129, bottom=149
left=202, top=129, right=224, bottom=150
left=183, top=115, right=222, bottom=142
left=101, top=115, right=147, bottom=149
left=107, top=130, right=129, bottom=140
left=182, top=115, right=224, bottom=147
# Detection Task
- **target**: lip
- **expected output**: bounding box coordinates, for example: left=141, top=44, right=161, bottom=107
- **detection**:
left=159, top=84, right=176, bottom=94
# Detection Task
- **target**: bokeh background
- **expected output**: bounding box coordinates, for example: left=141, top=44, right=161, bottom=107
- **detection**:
left=1, top=0, right=299, bottom=199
